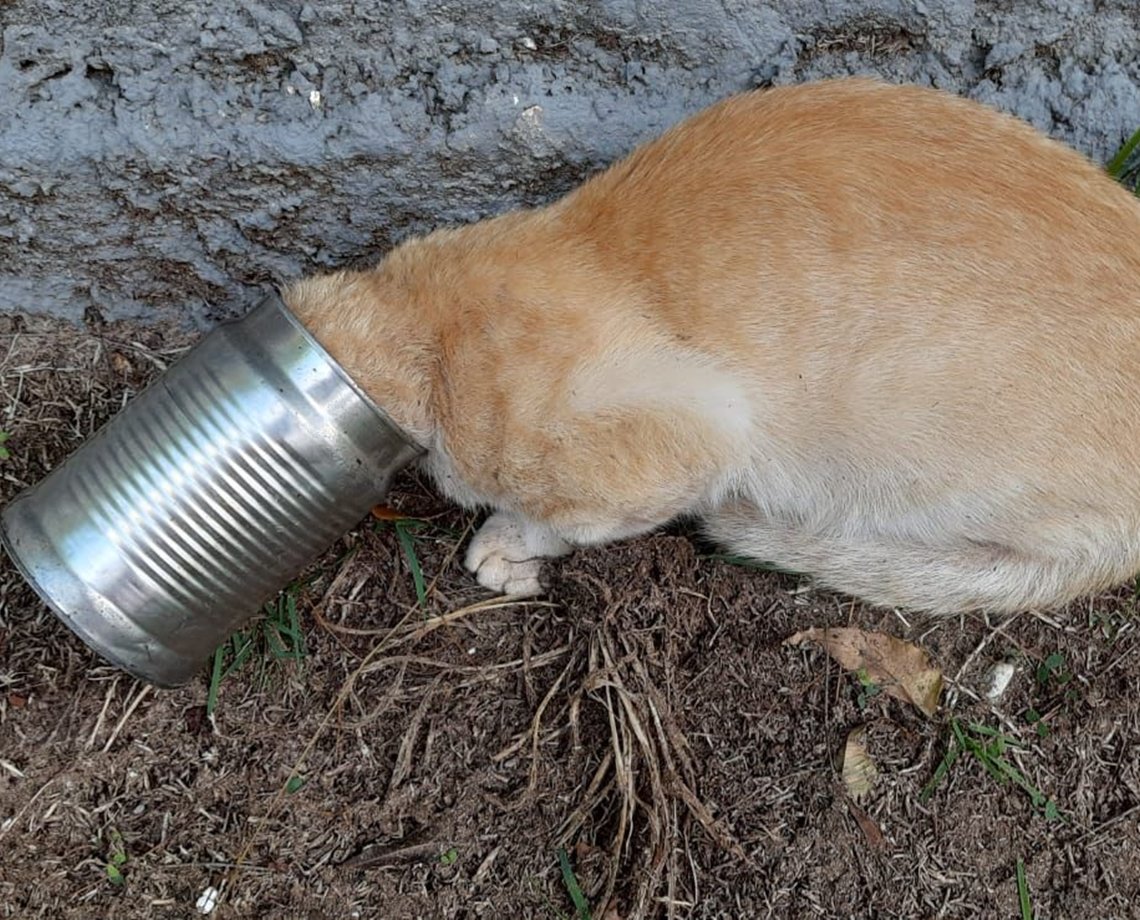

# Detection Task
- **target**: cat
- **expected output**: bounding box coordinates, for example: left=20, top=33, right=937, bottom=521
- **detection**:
left=283, top=77, right=1140, bottom=615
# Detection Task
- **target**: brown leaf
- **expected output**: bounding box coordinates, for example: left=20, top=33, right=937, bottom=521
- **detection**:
left=840, top=727, right=878, bottom=803
left=109, top=351, right=133, bottom=377
left=848, top=800, right=886, bottom=849
left=7, top=694, right=26, bottom=709
left=786, top=627, right=942, bottom=717
left=370, top=505, right=409, bottom=521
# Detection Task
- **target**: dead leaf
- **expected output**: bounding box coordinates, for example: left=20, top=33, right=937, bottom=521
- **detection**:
left=109, top=351, right=133, bottom=377
left=370, top=505, right=409, bottom=521
left=848, top=800, right=886, bottom=849
left=7, top=694, right=26, bottom=709
left=786, top=627, right=942, bottom=717
left=840, top=727, right=878, bottom=803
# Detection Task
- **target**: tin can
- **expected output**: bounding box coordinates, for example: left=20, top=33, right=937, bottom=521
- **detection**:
left=0, top=294, right=422, bottom=687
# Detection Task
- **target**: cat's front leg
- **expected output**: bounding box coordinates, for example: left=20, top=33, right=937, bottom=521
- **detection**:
left=464, top=511, right=573, bottom=597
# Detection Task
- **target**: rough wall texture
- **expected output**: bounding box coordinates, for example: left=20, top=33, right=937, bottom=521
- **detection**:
left=1, top=1, right=1139, bottom=327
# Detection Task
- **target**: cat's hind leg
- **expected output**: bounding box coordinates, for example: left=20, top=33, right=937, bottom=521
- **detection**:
left=701, top=501, right=1116, bottom=614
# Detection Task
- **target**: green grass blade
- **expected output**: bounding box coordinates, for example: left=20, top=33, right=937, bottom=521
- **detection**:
left=264, top=620, right=287, bottom=658
left=990, top=755, right=1035, bottom=792
left=223, top=634, right=254, bottom=678
left=557, top=848, right=592, bottom=920
left=1107, top=126, right=1140, bottom=179
left=285, top=591, right=305, bottom=655
left=920, top=738, right=961, bottom=802
left=922, top=717, right=972, bottom=802
left=1017, top=859, right=1032, bottom=920
left=973, top=750, right=1008, bottom=785
left=206, top=645, right=225, bottom=716
left=396, top=521, right=428, bottom=606
left=965, top=721, right=1010, bottom=740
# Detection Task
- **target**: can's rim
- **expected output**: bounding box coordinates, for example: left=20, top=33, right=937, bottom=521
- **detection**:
left=0, top=512, right=190, bottom=689
left=265, top=290, right=427, bottom=459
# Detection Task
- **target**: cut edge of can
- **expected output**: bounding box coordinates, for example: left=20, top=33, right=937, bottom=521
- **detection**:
left=267, top=291, right=427, bottom=461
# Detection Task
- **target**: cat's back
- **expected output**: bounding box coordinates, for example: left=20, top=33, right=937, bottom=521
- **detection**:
left=551, top=78, right=1140, bottom=489
left=569, top=78, right=1140, bottom=314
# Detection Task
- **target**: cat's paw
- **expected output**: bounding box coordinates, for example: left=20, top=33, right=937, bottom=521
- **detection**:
left=464, top=512, right=571, bottom=597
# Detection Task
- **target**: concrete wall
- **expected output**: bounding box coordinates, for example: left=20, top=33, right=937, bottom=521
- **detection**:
left=2, top=1, right=1138, bottom=327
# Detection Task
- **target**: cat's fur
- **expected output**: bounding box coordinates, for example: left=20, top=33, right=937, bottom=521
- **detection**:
left=284, top=77, right=1140, bottom=614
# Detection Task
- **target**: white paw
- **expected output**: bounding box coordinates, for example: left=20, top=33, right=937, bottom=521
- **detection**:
left=464, top=512, right=571, bottom=597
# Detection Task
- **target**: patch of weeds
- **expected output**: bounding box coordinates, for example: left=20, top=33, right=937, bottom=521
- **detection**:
left=557, top=847, right=593, bottom=920
left=1035, top=651, right=1071, bottom=689
left=921, top=718, right=1061, bottom=821
left=104, top=827, right=128, bottom=887
left=0, top=431, right=10, bottom=460
left=855, top=667, right=883, bottom=710
left=1024, top=649, right=1085, bottom=739
left=206, top=584, right=307, bottom=716
left=1020, top=650, right=1082, bottom=741
left=285, top=773, right=306, bottom=794
left=1036, top=650, right=1080, bottom=706
left=1090, top=601, right=1131, bottom=643
left=1107, top=125, right=1140, bottom=194
left=1023, top=706, right=1050, bottom=739
left=440, top=847, right=458, bottom=866
left=1017, top=858, right=1033, bottom=920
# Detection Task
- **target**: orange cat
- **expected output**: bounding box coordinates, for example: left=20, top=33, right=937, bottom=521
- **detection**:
left=284, top=77, right=1140, bottom=614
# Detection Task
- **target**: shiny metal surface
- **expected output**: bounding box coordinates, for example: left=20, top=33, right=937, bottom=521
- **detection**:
left=0, top=294, right=422, bottom=687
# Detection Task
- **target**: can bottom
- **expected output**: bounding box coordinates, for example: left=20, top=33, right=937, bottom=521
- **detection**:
left=0, top=510, right=195, bottom=689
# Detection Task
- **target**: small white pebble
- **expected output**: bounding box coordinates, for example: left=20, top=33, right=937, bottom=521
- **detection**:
left=284, top=84, right=296, bottom=95
left=983, top=661, right=1016, bottom=701
left=519, top=36, right=537, bottom=50
left=467, top=646, right=477, bottom=655
left=196, top=885, right=219, bottom=915
left=308, top=89, right=322, bottom=109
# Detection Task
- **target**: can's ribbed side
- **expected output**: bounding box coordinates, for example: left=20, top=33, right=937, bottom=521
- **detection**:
left=59, top=366, right=345, bottom=617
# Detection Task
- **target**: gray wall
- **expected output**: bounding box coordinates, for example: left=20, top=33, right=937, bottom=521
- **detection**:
left=2, top=1, right=1138, bottom=327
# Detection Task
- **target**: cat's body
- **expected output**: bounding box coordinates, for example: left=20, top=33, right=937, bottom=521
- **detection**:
left=285, top=78, right=1140, bottom=614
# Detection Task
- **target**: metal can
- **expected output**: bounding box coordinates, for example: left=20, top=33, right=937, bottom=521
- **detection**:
left=0, top=294, right=422, bottom=687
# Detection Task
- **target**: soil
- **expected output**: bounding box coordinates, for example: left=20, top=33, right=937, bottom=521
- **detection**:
left=3, top=316, right=1140, bottom=919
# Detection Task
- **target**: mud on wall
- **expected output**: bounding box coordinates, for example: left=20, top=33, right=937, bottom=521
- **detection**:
left=1, top=1, right=1138, bottom=327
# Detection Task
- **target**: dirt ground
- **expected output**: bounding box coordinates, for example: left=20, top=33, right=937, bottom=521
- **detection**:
left=3, top=315, right=1140, bottom=920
